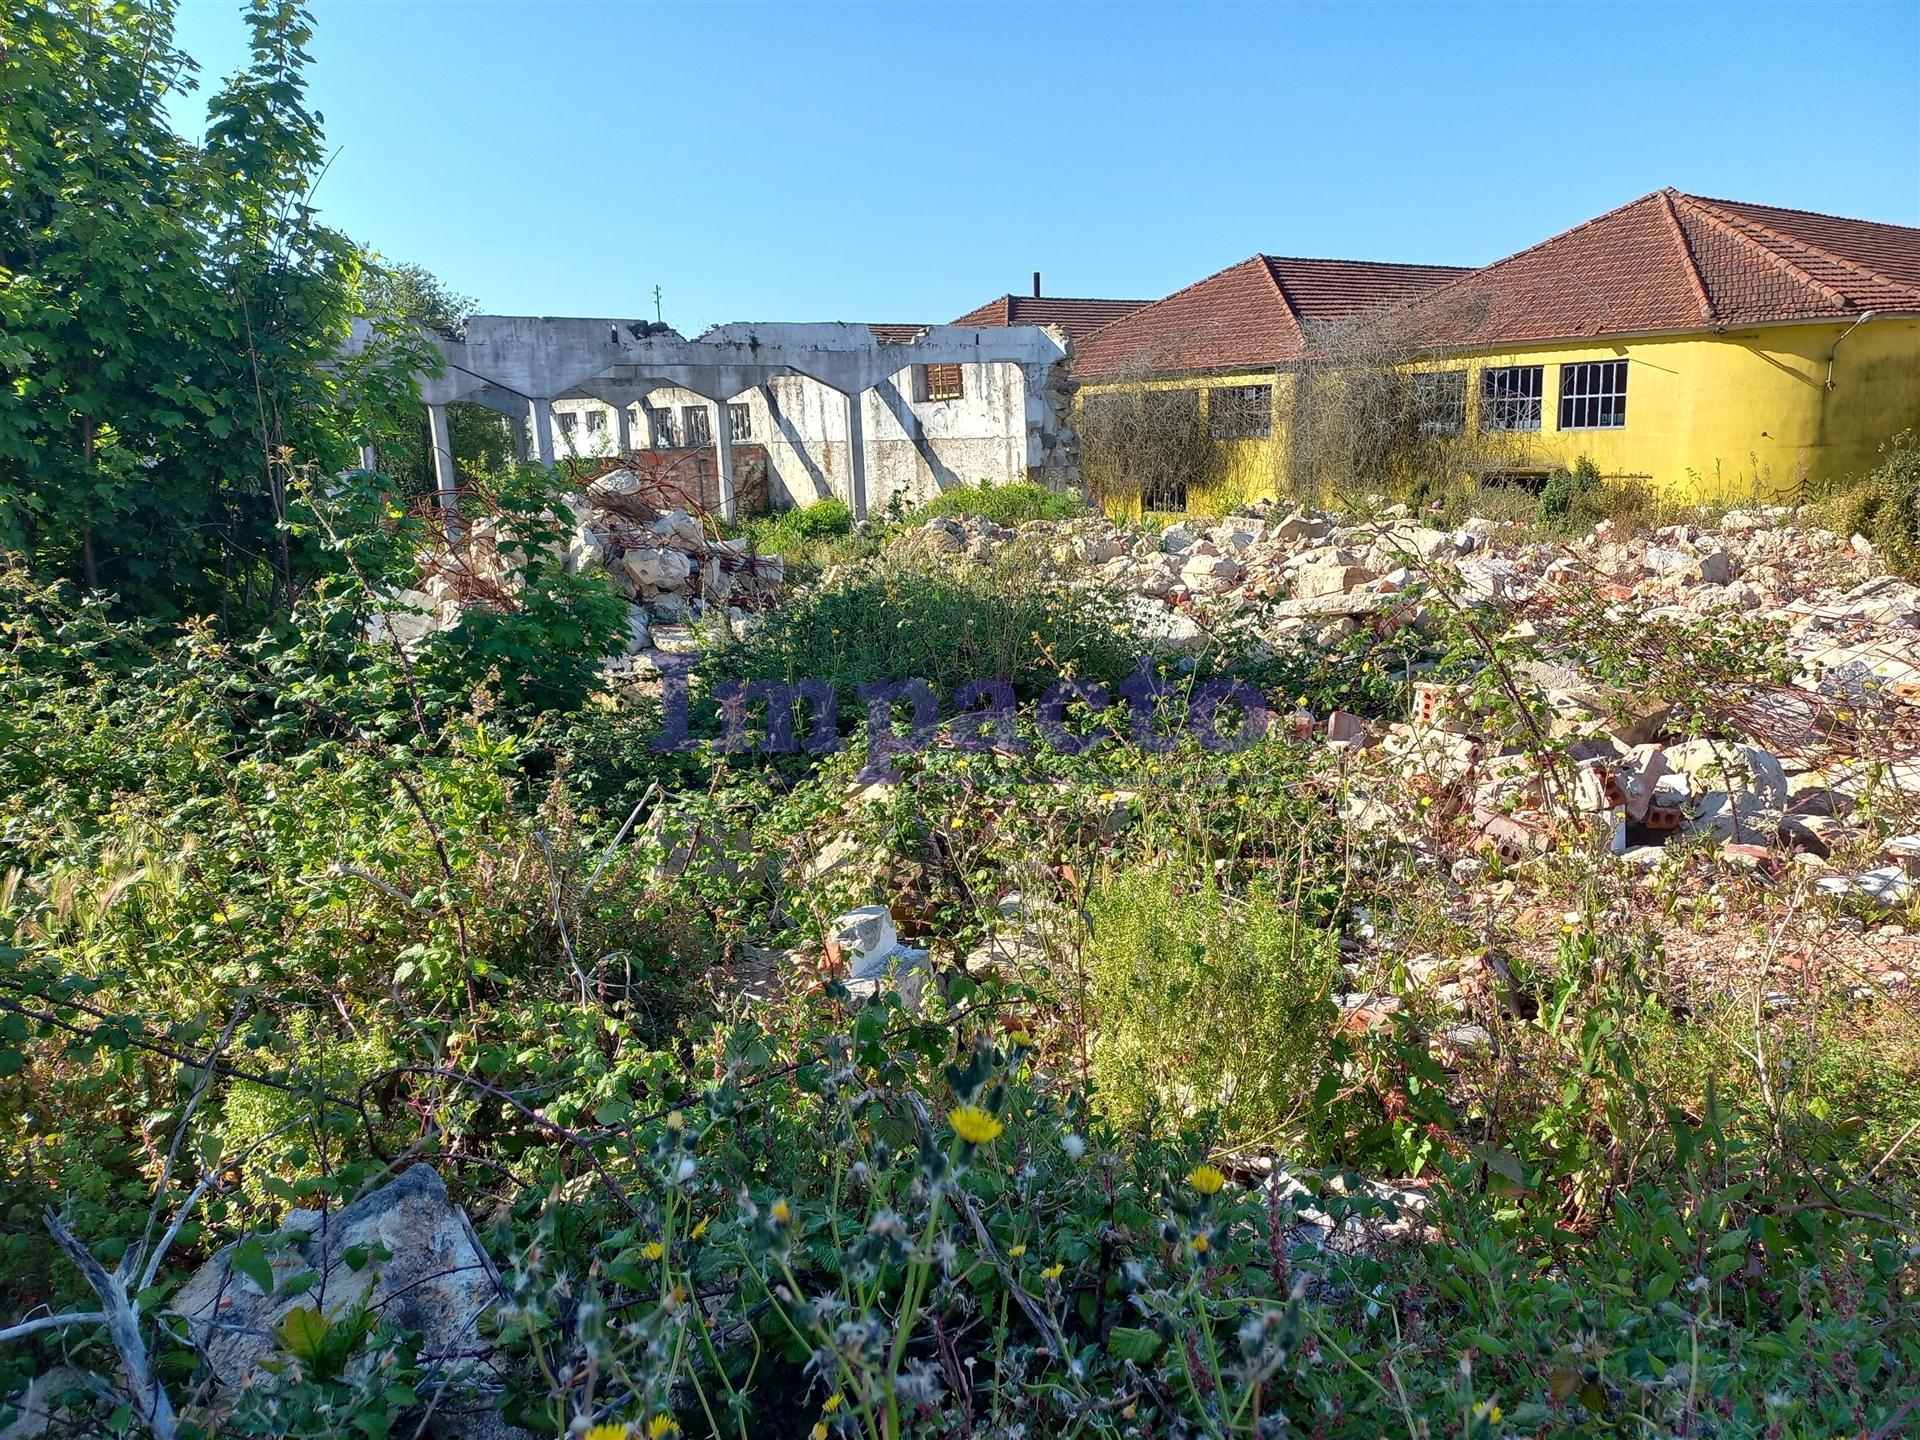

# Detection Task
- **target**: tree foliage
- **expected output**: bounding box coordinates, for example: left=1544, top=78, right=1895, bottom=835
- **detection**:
left=0, top=0, right=414, bottom=619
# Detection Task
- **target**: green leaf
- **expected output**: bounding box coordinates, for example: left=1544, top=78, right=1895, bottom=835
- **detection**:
left=230, top=1237, right=273, bottom=1294
left=1107, top=1326, right=1161, bottom=1362
left=274, top=1304, right=329, bottom=1365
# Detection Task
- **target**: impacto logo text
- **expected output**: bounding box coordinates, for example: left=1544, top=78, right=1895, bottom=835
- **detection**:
left=649, top=657, right=1273, bottom=782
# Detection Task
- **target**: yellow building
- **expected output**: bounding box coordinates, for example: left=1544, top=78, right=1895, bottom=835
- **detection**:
left=1073, top=191, right=1920, bottom=511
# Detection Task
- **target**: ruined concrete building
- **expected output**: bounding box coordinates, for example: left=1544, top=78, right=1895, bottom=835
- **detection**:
left=352, top=297, right=1109, bottom=521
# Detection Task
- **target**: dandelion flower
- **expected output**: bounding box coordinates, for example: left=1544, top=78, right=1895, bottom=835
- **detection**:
left=949, top=1105, right=1004, bottom=1145
left=810, top=1427, right=827, bottom=1440
left=690, top=1217, right=710, bottom=1239
left=647, top=1417, right=679, bottom=1440
left=641, top=1241, right=664, bottom=1261
left=583, top=1426, right=629, bottom=1440
left=1190, top=1234, right=1210, bottom=1253
left=823, top=1395, right=843, bottom=1414
left=1040, top=1263, right=1064, bottom=1281
left=1188, top=1164, right=1227, bottom=1196
left=770, top=1198, right=792, bottom=1225
left=1008, top=1243, right=1027, bottom=1259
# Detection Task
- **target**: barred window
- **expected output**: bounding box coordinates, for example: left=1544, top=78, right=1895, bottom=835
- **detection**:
left=583, top=408, right=605, bottom=434
left=1480, top=365, right=1544, bottom=432
left=728, top=402, right=752, bottom=442
left=1411, top=370, right=1467, bottom=435
left=917, top=363, right=965, bottom=402
left=1209, top=384, right=1272, bottom=439
left=1558, top=360, right=1628, bottom=430
left=681, top=405, right=712, bottom=447
left=647, top=406, right=677, bottom=448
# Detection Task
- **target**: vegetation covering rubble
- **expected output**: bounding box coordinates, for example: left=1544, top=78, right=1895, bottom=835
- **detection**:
left=3, top=7, right=1920, bottom=1439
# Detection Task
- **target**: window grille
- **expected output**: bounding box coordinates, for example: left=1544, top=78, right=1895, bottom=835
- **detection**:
left=1209, top=384, right=1272, bottom=439
left=1411, top=371, right=1467, bottom=435
left=1480, top=365, right=1544, bottom=432
left=1558, top=359, right=1628, bottom=430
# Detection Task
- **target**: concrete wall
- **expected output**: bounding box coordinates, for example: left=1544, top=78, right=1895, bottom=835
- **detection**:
left=552, top=361, right=1036, bottom=512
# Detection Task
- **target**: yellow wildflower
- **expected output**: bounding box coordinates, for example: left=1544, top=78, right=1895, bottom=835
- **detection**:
left=810, top=1427, right=827, bottom=1440
left=822, top=1394, right=843, bottom=1414
left=665, top=1109, right=685, bottom=1132
left=690, top=1217, right=710, bottom=1239
left=948, top=1105, right=1004, bottom=1145
left=1190, top=1234, right=1210, bottom=1253
left=583, top=1426, right=629, bottom=1440
left=1040, top=1263, right=1064, bottom=1281
left=1188, top=1164, right=1227, bottom=1196
left=647, top=1417, right=678, bottom=1440
left=1008, top=1243, right=1027, bottom=1259
left=1008, top=1028, right=1034, bottom=1048
left=1489, top=1406, right=1503, bottom=1425
left=770, top=1198, right=792, bottom=1225
left=641, top=1241, right=664, bottom=1261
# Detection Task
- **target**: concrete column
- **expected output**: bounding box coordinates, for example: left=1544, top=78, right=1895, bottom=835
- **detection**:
left=712, top=399, right=736, bottom=521
left=614, top=403, right=633, bottom=456
left=530, top=397, right=556, bottom=465
left=508, top=414, right=529, bottom=464
left=358, top=444, right=378, bottom=472
left=427, top=402, right=457, bottom=524
left=845, top=388, right=868, bottom=521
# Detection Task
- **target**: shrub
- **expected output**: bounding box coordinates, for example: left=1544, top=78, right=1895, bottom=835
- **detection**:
left=700, top=547, right=1145, bottom=732
left=911, top=480, right=1088, bottom=527
left=1841, top=432, right=1920, bottom=577
left=1086, top=863, right=1340, bottom=1148
left=1537, top=455, right=1601, bottom=520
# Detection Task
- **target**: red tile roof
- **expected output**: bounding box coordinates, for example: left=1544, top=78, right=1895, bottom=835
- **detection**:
left=1072, top=256, right=1469, bottom=378
left=951, top=294, right=1153, bottom=340
left=867, top=323, right=932, bottom=344
left=1393, top=190, right=1920, bottom=350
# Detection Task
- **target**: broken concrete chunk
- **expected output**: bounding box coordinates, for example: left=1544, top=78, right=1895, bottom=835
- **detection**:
left=169, top=1165, right=500, bottom=1390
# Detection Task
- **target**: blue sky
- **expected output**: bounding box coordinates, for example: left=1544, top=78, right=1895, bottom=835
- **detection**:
left=168, top=0, right=1920, bottom=332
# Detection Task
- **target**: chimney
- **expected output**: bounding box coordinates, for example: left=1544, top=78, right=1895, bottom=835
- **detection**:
left=1032, top=271, right=1041, bottom=299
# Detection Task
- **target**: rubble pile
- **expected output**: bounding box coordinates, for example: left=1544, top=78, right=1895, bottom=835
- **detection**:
left=368, top=468, right=785, bottom=663
left=564, top=468, right=782, bottom=660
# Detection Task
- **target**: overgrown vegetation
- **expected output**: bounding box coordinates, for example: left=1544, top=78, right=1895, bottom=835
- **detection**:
left=2, top=6, right=1917, bottom=1439
left=1841, top=432, right=1920, bottom=578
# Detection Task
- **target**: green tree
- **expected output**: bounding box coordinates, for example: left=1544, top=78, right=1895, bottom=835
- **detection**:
left=0, top=0, right=409, bottom=619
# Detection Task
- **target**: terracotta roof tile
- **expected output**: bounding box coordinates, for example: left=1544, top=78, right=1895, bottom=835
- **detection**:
left=866, top=324, right=932, bottom=344
left=1073, top=256, right=1467, bottom=378
left=951, top=294, right=1152, bottom=340
left=1394, top=190, right=1920, bottom=350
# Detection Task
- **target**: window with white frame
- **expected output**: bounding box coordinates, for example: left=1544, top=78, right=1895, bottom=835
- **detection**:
left=916, top=363, right=965, bottom=402
left=583, top=408, right=605, bottom=434
left=1558, top=359, right=1628, bottom=430
left=681, top=405, right=712, bottom=447
left=1411, top=370, right=1467, bottom=435
left=728, top=403, right=752, bottom=442
left=1480, top=365, right=1544, bottom=432
left=1209, top=384, right=1272, bottom=439
left=647, top=406, right=677, bottom=448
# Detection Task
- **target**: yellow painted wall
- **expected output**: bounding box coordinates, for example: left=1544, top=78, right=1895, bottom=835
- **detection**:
left=1436, top=317, right=1920, bottom=501
left=1075, top=316, right=1920, bottom=512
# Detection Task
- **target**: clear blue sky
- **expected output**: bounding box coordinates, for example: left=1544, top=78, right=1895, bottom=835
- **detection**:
left=168, top=0, right=1920, bottom=333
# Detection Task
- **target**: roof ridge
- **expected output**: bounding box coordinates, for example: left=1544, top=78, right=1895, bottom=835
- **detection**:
left=1258, top=257, right=1312, bottom=350
left=1074, top=253, right=1276, bottom=347
left=1683, top=194, right=1920, bottom=306
left=1686, top=192, right=1920, bottom=233
left=1364, top=189, right=1684, bottom=320
left=1657, top=189, right=1718, bottom=326
left=1254, top=254, right=1472, bottom=272
left=1674, top=194, right=1855, bottom=308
